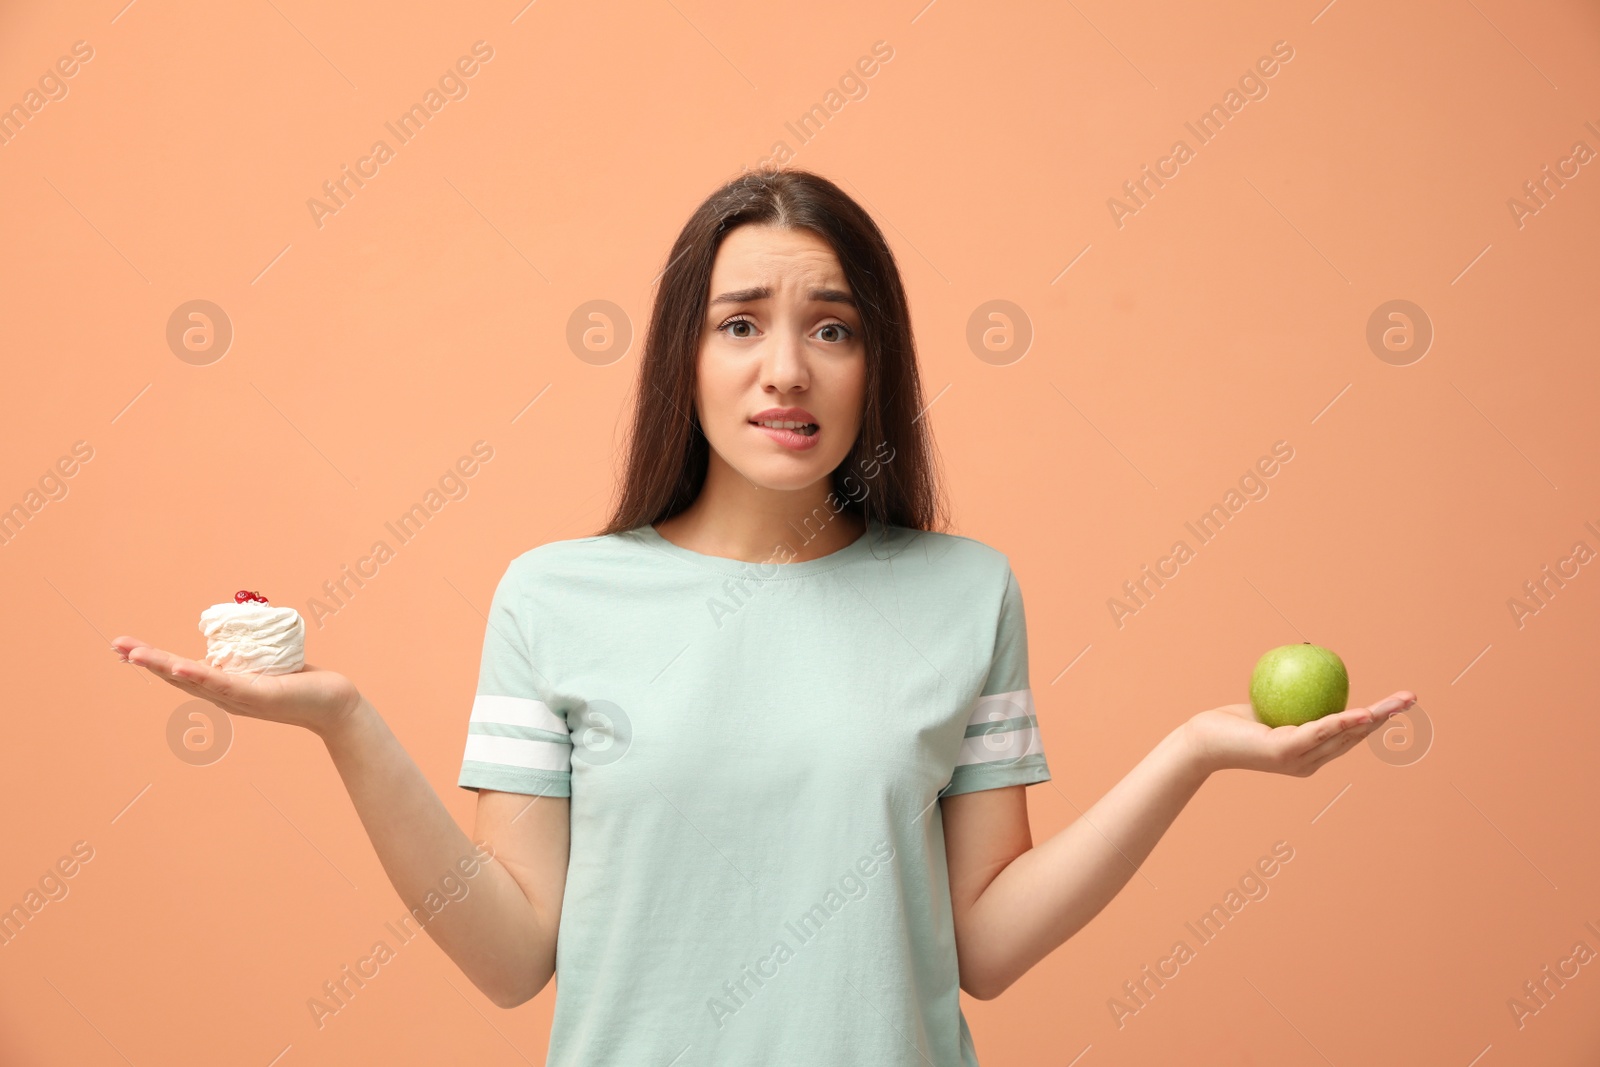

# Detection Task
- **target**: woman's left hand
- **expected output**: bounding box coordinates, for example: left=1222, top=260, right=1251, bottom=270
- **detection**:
left=1182, top=690, right=1418, bottom=777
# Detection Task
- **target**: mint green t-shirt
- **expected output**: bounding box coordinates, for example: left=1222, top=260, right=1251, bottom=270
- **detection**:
left=457, top=517, right=1052, bottom=1066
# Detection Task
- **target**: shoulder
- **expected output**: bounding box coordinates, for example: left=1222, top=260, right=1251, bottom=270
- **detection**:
left=499, top=527, right=647, bottom=585
left=877, top=525, right=1015, bottom=593
left=882, top=524, right=1012, bottom=572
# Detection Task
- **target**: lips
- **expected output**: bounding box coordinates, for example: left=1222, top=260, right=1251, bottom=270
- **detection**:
left=752, top=419, right=818, bottom=436
left=748, top=404, right=819, bottom=428
left=749, top=408, right=822, bottom=451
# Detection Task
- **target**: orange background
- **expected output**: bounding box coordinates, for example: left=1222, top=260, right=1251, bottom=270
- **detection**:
left=3, top=0, right=1598, bottom=1063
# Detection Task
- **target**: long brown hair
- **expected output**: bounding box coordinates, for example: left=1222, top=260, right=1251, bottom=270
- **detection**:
left=598, top=169, right=949, bottom=537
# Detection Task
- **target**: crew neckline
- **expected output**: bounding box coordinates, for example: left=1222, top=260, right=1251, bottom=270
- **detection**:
left=632, top=516, right=886, bottom=578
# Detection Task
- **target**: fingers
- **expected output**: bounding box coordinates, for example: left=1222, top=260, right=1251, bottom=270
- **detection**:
left=133, top=660, right=209, bottom=700
left=124, top=644, right=184, bottom=675
left=1368, top=691, right=1418, bottom=717
left=122, top=644, right=233, bottom=705
left=1286, top=709, right=1382, bottom=770
left=110, top=636, right=150, bottom=662
left=172, top=659, right=247, bottom=703
left=1301, top=707, right=1374, bottom=749
left=1297, top=695, right=1418, bottom=771
left=1303, top=723, right=1371, bottom=765
left=1303, top=693, right=1417, bottom=748
left=117, top=641, right=208, bottom=684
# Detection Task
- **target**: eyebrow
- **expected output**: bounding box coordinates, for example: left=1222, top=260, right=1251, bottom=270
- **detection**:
left=708, top=286, right=856, bottom=309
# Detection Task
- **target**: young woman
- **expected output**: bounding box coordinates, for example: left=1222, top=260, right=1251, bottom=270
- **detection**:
left=113, top=169, right=1415, bottom=1066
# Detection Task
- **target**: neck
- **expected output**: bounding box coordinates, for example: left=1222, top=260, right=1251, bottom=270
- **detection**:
left=653, top=454, right=867, bottom=564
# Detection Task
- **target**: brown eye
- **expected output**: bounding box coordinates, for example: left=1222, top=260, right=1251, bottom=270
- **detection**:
left=817, top=322, right=853, bottom=343
left=719, top=316, right=756, bottom=338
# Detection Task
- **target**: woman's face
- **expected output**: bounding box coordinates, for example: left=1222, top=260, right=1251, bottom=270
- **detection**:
left=694, top=224, right=867, bottom=495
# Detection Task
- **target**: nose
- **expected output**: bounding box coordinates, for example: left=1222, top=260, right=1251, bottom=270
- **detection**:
left=758, top=322, right=809, bottom=395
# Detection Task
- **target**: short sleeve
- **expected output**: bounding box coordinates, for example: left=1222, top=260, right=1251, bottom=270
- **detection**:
left=941, top=565, right=1052, bottom=797
left=456, top=560, right=572, bottom=797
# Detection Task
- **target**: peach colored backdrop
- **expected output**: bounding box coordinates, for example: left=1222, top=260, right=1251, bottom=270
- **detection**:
left=2, top=0, right=1598, bottom=1064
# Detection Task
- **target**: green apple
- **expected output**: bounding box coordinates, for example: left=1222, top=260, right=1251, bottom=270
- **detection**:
left=1249, top=642, right=1349, bottom=727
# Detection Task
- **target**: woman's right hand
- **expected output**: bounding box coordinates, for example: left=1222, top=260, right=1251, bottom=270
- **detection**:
left=111, top=635, right=362, bottom=738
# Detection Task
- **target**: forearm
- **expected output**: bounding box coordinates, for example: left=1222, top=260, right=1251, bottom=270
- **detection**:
left=960, top=726, right=1208, bottom=999
left=318, top=697, right=554, bottom=1005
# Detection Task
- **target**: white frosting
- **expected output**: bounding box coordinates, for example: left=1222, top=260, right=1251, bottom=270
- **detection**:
left=198, top=602, right=305, bottom=675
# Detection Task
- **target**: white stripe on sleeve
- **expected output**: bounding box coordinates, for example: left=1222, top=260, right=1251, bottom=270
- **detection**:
left=469, top=693, right=568, bottom=734
left=463, top=732, right=572, bottom=773
left=954, top=688, right=1042, bottom=768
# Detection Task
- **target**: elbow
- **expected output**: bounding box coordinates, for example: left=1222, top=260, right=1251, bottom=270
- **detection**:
left=479, top=970, right=550, bottom=1010
left=962, top=979, right=1002, bottom=1002
left=959, top=967, right=1010, bottom=1002
left=479, top=928, right=558, bottom=1009
left=488, top=984, right=535, bottom=1010
left=956, top=936, right=1008, bottom=1000
left=961, top=980, right=994, bottom=1002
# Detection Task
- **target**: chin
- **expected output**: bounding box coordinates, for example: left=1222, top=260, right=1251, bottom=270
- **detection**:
left=736, top=465, right=833, bottom=493
left=723, top=451, right=843, bottom=491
